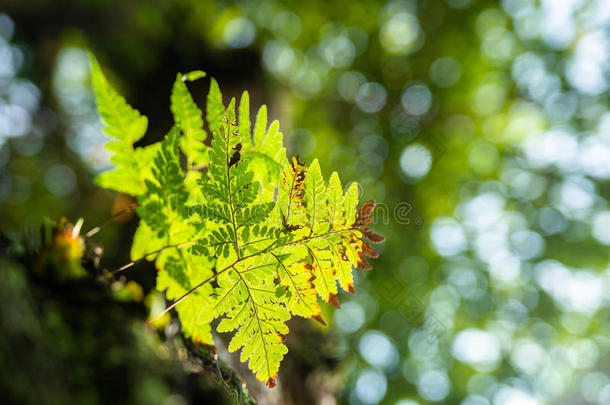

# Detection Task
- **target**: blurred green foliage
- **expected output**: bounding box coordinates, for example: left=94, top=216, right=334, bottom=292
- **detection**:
left=1, top=0, right=609, bottom=404
left=0, top=219, right=253, bottom=405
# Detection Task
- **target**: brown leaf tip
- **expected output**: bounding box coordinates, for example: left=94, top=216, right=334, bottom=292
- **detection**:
left=362, top=227, right=386, bottom=243
left=362, top=241, right=379, bottom=258
left=348, top=284, right=356, bottom=294
left=357, top=257, right=373, bottom=271
left=329, top=293, right=341, bottom=309
left=266, top=378, right=277, bottom=388
left=356, top=200, right=376, bottom=226
left=312, top=314, right=328, bottom=326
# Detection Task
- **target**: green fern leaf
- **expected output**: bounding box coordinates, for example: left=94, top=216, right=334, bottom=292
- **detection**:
left=206, top=78, right=224, bottom=138
left=238, top=96, right=288, bottom=198
left=305, top=159, right=329, bottom=235
left=136, top=128, right=189, bottom=243
left=91, top=56, right=385, bottom=387
left=90, top=54, right=149, bottom=195
left=238, top=91, right=251, bottom=146
left=170, top=73, right=209, bottom=169
left=253, top=104, right=267, bottom=147
left=183, top=70, right=206, bottom=81
left=156, top=247, right=215, bottom=346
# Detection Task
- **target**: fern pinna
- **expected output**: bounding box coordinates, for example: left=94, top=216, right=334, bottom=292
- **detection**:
left=90, top=55, right=384, bottom=387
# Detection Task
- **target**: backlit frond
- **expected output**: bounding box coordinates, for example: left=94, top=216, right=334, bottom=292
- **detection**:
left=91, top=56, right=384, bottom=386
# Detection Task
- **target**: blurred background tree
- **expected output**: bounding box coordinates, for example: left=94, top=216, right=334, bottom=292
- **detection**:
left=1, top=0, right=609, bottom=404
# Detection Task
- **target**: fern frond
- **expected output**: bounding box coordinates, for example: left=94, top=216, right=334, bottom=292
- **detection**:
left=191, top=84, right=382, bottom=382
left=91, top=56, right=385, bottom=387
left=171, top=72, right=209, bottom=169
left=136, top=128, right=189, bottom=242
left=195, top=94, right=292, bottom=385
left=277, top=156, right=308, bottom=230
left=271, top=247, right=322, bottom=320
left=305, top=159, right=329, bottom=235
left=90, top=54, right=149, bottom=195
left=238, top=91, right=251, bottom=147
left=156, top=247, right=215, bottom=346
left=238, top=94, right=288, bottom=199
left=276, top=159, right=383, bottom=300
left=253, top=104, right=267, bottom=148
left=206, top=78, right=224, bottom=138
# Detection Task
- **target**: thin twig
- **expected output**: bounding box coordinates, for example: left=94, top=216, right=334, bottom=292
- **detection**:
left=85, top=206, right=135, bottom=238
left=110, top=241, right=195, bottom=274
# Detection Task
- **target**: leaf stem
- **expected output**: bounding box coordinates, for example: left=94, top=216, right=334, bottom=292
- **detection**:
left=110, top=240, right=195, bottom=274
left=84, top=206, right=135, bottom=238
